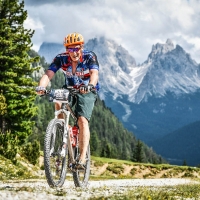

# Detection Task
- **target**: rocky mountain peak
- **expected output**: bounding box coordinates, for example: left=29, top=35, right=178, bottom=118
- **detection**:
left=85, top=37, right=136, bottom=73
left=135, top=40, right=200, bottom=103
left=148, top=39, right=175, bottom=60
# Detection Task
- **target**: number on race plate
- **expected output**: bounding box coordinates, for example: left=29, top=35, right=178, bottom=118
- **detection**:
left=53, top=89, right=69, bottom=100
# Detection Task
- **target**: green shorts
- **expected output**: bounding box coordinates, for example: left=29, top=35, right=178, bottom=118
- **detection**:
left=74, top=92, right=97, bottom=121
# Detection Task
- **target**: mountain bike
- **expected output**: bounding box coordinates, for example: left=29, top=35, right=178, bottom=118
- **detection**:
left=42, top=87, right=90, bottom=188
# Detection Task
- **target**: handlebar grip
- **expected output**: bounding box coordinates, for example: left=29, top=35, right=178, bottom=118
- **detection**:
left=35, top=86, right=46, bottom=92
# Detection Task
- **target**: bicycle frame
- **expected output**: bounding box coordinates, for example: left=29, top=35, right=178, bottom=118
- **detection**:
left=53, top=98, right=78, bottom=165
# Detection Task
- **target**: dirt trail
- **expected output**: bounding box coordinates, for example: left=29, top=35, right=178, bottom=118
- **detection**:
left=0, top=178, right=197, bottom=200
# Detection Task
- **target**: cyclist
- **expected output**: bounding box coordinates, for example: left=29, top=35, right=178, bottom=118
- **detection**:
left=36, top=32, right=99, bottom=169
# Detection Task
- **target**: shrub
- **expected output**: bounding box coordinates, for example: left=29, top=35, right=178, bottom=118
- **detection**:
left=0, top=132, right=18, bottom=164
left=94, top=160, right=104, bottom=167
left=130, top=167, right=137, bottom=175
left=21, top=140, right=40, bottom=165
left=107, top=164, right=124, bottom=174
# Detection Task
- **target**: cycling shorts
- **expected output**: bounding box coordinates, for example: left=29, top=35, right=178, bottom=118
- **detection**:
left=75, top=91, right=97, bottom=121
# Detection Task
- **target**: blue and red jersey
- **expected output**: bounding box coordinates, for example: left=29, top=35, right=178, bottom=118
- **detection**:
left=48, top=50, right=100, bottom=91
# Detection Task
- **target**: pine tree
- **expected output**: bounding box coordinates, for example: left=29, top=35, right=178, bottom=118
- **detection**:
left=183, top=160, right=187, bottom=166
left=0, top=92, right=7, bottom=116
left=0, top=92, right=7, bottom=133
left=0, top=0, right=39, bottom=144
left=132, top=139, right=144, bottom=163
left=90, top=130, right=100, bottom=156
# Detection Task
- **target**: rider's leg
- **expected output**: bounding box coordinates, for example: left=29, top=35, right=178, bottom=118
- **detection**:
left=55, top=102, right=64, bottom=119
left=75, top=92, right=97, bottom=165
left=78, top=116, right=90, bottom=163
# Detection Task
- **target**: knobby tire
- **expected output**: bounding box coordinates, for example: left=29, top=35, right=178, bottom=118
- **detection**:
left=44, top=119, right=67, bottom=187
left=73, top=145, right=91, bottom=187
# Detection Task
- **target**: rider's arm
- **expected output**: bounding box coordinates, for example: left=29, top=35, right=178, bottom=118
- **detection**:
left=88, top=51, right=99, bottom=87
left=89, top=69, right=98, bottom=87
left=36, top=56, right=61, bottom=94
left=36, top=70, right=55, bottom=94
left=38, top=55, right=61, bottom=88
left=38, top=70, right=55, bottom=87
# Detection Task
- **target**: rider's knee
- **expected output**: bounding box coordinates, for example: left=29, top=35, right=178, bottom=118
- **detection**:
left=55, top=102, right=61, bottom=110
left=78, top=116, right=88, bottom=127
left=55, top=102, right=63, bottom=119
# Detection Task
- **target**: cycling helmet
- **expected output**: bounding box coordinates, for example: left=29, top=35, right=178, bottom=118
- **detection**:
left=63, top=32, right=84, bottom=47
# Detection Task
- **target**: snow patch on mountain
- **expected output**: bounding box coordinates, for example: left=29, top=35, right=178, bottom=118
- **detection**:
left=118, top=101, right=132, bottom=122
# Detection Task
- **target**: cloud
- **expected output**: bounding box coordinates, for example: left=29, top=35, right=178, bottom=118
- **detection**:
left=24, top=0, right=95, bottom=6
left=24, top=0, right=200, bottom=63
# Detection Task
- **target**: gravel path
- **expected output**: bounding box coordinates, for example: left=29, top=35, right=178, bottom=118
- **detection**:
left=0, top=178, right=197, bottom=200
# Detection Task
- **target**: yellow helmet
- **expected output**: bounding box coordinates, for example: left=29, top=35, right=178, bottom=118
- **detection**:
left=63, top=32, right=84, bottom=47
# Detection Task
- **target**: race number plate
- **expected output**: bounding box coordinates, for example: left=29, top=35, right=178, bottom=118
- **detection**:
left=52, top=89, right=69, bottom=101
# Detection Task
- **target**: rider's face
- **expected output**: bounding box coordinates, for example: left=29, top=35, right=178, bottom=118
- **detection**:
left=66, top=45, right=82, bottom=62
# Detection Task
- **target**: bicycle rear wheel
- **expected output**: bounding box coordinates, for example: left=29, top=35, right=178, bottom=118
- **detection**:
left=44, top=119, right=68, bottom=187
left=73, top=144, right=90, bottom=187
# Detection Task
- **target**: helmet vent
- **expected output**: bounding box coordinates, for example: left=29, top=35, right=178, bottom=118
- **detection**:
left=64, top=32, right=84, bottom=47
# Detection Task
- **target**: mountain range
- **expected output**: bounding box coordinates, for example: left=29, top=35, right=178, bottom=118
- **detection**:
left=38, top=37, right=200, bottom=166
left=150, top=120, right=200, bottom=166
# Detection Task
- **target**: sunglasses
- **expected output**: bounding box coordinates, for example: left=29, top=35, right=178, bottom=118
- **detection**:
left=67, top=48, right=81, bottom=53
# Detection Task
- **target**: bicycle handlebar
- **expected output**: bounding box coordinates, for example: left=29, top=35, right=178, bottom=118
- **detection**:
left=37, top=85, right=96, bottom=102
left=38, top=87, right=79, bottom=102
left=44, top=86, right=79, bottom=95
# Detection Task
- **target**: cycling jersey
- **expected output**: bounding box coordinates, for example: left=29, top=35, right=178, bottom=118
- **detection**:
left=48, top=50, right=100, bottom=91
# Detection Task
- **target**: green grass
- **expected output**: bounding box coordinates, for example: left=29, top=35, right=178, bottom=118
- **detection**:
left=88, top=184, right=200, bottom=200
left=91, top=156, right=189, bottom=169
left=91, top=156, right=134, bottom=165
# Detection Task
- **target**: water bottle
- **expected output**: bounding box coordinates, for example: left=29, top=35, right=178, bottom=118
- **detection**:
left=72, top=126, right=79, bottom=147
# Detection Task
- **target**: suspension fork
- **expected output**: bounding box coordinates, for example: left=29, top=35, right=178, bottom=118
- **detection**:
left=54, top=103, right=77, bottom=163
left=62, top=109, right=75, bottom=163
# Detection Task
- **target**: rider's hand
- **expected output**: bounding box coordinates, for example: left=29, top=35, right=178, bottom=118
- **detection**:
left=79, top=84, right=94, bottom=94
left=35, top=86, right=46, bottom=95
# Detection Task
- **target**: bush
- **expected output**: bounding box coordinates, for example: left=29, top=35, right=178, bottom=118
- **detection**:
left=94, top=160, right=104, bottom=167
left=107, top=164, right=124, bottom=174
left=130, top=167, right=137, bottom=175
left=21, top=140, right=40, bottom=165
left=0, top=132, right=18, bottom=164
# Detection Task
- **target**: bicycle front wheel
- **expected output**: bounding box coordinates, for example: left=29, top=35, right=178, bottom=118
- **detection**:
left=44, top=119, right=67, bottom=187
left=73, top=144, right=91, bottom=187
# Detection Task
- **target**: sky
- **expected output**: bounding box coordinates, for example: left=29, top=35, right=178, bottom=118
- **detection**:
left=23, top=0, right=200, bottom=64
